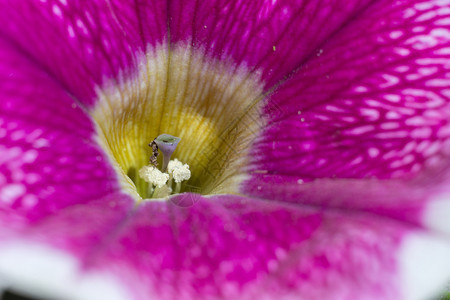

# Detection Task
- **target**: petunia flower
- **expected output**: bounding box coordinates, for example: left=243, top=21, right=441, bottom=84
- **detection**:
left=0, top=0, right=449, bottom=299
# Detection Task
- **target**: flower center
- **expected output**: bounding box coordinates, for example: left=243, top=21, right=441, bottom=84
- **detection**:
left=136, top=134, right=192, bottom=198
left=90, top=43, right=267, bottom=202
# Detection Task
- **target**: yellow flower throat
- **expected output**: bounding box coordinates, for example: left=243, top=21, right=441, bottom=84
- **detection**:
left=90, top=43, right=267, bottom=202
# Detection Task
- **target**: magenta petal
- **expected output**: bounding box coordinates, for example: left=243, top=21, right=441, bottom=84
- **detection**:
left=253, top=0, right=450, bottom=180
left=0, top=192, right=132, bottom=256
left=0, top=192, right=133, bottom=299
left=243, top=172, right=450, bottom=233
left=81, top=194, right=449, bottom=300
left=245, top=0, right=450, bottom=227
left=0, top=38, right=127, bottom=223
left=168, top=0, right=373, bottom=88
left=0, top=0, right=167, bottom=105
left=1, top=194, right=448, bottom=300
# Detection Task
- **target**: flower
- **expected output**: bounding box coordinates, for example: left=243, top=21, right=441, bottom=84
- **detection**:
left=0, top=1, right=449, bottom=300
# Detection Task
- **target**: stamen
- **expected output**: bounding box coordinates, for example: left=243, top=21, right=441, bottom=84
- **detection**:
left=168, top=159, right=191, bottom=194
left=167, top=159, right=183, bottom=174
left=138, top=165, right=169, bottom=188
left=153, top=134, right=181, bottom=172
left=168, top=159, right=191, bottom=183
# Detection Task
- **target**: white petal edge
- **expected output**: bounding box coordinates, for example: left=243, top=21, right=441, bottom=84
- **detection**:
left=424, top=193, right=450, bottom=234
left=0, top=241, right=131, bottom=300
left=399, top=232, right=450, bottom=300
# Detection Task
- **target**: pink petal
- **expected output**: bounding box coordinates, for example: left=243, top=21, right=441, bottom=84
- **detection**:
left=0, top=0, right=167, bottom=105
left=0, top=38, right=130, bottom=224
left=0, top=192, right=133, bottom=299
left=168, top=0, right=373, bottom=88
left=243, top=172, right=450, bottom=234
left=2, top=194, right=448, bottom=300
left=244, top=0, right=450, bottom=231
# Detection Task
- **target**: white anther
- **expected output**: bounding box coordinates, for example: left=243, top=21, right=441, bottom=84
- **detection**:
left=138, top=165, right=169, bottom=188
left=168, top=159, right=183, bottom=173
left=173, top=166, right=191, bottom=183
left=168, top=159, right=191, bottom=183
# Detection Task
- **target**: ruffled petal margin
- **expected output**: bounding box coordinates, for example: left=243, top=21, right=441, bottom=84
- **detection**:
left=0, top=194, right=449, bottom=300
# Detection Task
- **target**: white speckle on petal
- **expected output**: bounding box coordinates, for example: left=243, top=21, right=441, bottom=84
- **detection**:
left=22, top=195, right=38, bottom=208
left=33, top=138, right=49, bottom=148
left=52, top=5, right=62, bottom=18
left=23, top=150, right=38, bottom=163
left=0, top=184, right=25, bottom=204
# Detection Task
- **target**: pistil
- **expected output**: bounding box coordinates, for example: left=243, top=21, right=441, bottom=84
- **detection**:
left=153, top=134, right=180, bottom=172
